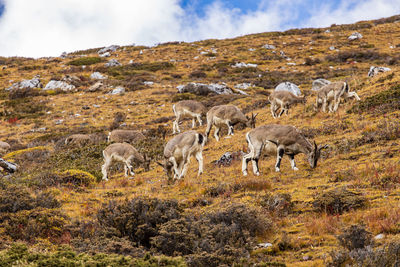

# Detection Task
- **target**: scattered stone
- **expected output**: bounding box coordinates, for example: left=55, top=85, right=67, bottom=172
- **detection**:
left=109, top=86, right=125, bottom=95
left=263, top=44, right=276, bottom=49
left=235, top=83, right=253, bottom=90
left=0, top=158, right=17, bottom=173
left=302, top=256, right=311, bottom=261
left=55, top=119, right=64, bottom=125
left=144, top=81, right=154, bottom=86
left=88, top=81, right=105, bottom=92
left=82, top=105, right=90, bottom=110
left=232, top=62, right=258, bottom=68
left=6, top=75, right=42, bottom=91
left=312, top=78, right=331, bottom=91
left=98, top=45, right=119, bottom=54
left=329, top=46, right=335, bottom=50
left=368, top=66, right=391, bottom=77
left=287, top=62, right=296, bottom=66
left=177, top=82, right=234, bottom=96
left=275, top=82, right=301, bottom=96
left=99, top=52, right=111, bottom=57
left=44, top=80, right=75, bottom=91
left=93, top=104, right=100, bottom=108
left=214, top=151, right=245, bottom=167
left=248, top=48, right=256, bottom=51
left=60, top=52, right=68, bottom=58
left=90, top=72, right=107, bottom=80
left=105, top=59, right=121, bottom=67
left=348, top=32, right=363, bottom=40
left=325, top=29, right=331, bottom=33
left=374, top=234, right=385, bottom=240
left=257, top=243, right=273, bottom=248
left=129, top=60, right=134, bottom=64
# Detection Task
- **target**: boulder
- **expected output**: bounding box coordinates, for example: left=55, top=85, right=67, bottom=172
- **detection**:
left=60, top=52, right=68, bottom=58
left=214, top=151, right=245, bottom=167
left=44, top=80, right=75, bottom=91
left=105, top=59, right=121, bottom=67
left=98, top=45, right=120, bottom=54
left=368, top=66, right=391, bottom=77
left=235, top=83, right=253, bottom=90
left=0, top=141, right=11, bottom=154
left=0, top=158, right=17, bottom=173
left=6, top=75, right=42, bottom=91
left=312, top=79, right=331, bottom=91
left=177, top=82, right=233, bottom=96
left=348, top=32, right=363, bottom=41
left=232, top=62, right=258, bottom=68
left=99, top=52, right=111, bottom=58
left=90, top=72, right=107, bottom=80
left=109, top=86, right=125, bottom=95
left=263, top=44, right=276, bottom=49
left=275, top=82, right=301, bottom=96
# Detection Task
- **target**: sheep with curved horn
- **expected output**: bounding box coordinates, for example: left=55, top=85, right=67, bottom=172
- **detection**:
left=242, top=124, right=328, bottom=175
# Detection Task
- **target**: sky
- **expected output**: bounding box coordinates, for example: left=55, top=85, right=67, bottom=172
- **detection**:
left=0, top=0, right=399, bottom=58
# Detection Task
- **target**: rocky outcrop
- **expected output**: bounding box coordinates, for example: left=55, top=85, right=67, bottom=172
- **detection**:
left=177, top=82, right=234, bottom=96
left=232, top=62, right=258, bottom=68
left=109, top=86, right=125, bottom=95
left=275, top=82, right=301, bottom=96
left=105, top=59, right=121, bottom=67
left=348, top=32, right=363, bottom=41
left=368, top=66, right=391, bottom=77
left=263, top=44, right=276, bottom=49
left=90, top=72, right=107, bottom=80
left=44, top=80, right=75, bottom=91
left=98, top=45, right=119, bottom=55
left=6, top=75, right=42, bottom=91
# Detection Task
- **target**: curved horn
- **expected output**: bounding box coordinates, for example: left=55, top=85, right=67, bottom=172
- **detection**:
left=314, top=141, right=318, bottom=151
left=156, top=161, right=164, bottom=167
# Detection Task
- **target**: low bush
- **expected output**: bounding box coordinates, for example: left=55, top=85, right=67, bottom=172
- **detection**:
left=312, top=187, right=367, bottom=214
left=349, top=84, right=400, bottom=114
left=325, top=49, right=387, bottom=63
left=259, top=193, right=293, bottom=216
left=67, top=57, right=103, bottom=66
left=1, top=98, right=47, bottom=120
left=338, top=225, right=373, bottom=251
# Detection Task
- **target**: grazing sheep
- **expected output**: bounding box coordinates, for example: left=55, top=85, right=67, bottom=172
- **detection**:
left=268, top=91, right=306, bottom=118
left=107, top=129, right=145, bottom=144
left=205, top=105, right=257, bottom=142
left=101, top=143, right=150, bottom=181
left=242, top=124, right=328, bottom=175
left=158, top=130, right=205, bottom=180
left=65, top=134, right=92, bottom=147
left=172, top=100, right=207, bottom=134
left=315, top=82, right=360, bottom=113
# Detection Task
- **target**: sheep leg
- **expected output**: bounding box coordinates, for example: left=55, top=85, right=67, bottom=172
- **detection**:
left=322, top=98, right=327, bottom=113
left=275, top=146, right=285, bottom=172
left=271, top=103, right=277, bottom=118
left=101, top=158, right=111, bottom=181
left=192, top=118, right=196, bottom=128
left=173, top=114, right=181, bottom=134
left=205, top=120, right=213, bottom=142
left=214, top=126, right=220, bottom=141
left=242, top=137, right=256, bottom=176
left=169, top=157, right=179, bottom=179
left=180, top=157, right=191, bottom=179
left=227, top=122, right=234, bottom=136
left=252, top=144, right=263, bottom=176
left=289, top=154, right=298, bottom=171
left=196, top=115, right=203, bottom=126
left=195, top=151, right=203, bottom=176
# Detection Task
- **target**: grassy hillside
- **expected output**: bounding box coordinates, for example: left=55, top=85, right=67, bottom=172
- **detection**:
left=0, top=15, right=400, bottom=266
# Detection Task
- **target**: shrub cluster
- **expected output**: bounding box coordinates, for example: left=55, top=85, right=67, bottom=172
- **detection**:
left=67, top=57, right=103, bottom=66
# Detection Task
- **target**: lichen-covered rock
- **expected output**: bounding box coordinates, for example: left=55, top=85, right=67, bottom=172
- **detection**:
left=177, top=82, right=233, bottom=95
left=98, top=45, right=120, bottom=54
left=105, top=59, right=121, bottom=67
left=368, top=66, right=391, bottom=77
left=275, top=82, right=301, bottom=96
left=263, top=44, right=276, bottom=49
left=109, top=86, right=125, bottom=95
left=232, top=62, right=258, bottom=68
left=90, top=72, right=107, bottom=80
left=6, top=75, right=42, bottom=91
left=88, top=81, right=106, bottom=92
left=348, top=32, right=363, bottom=40
left=44, top=80, right=75, bottom=91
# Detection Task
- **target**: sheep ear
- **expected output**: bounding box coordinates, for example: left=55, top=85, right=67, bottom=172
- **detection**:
left=253, top=113, right=258, bottom=119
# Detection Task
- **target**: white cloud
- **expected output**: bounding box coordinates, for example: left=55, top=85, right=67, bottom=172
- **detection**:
left=0, top=0, right=399, bottom=57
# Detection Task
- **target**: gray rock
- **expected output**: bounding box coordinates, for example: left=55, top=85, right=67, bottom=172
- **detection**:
left=257, top=243, right=273, bottom=248
left=98, top=45, right=120, bottom=54
left=105, top=59, right=121, bottom=67
left=6, top=75, right=42, bottom=91
left=368, top=66, right=391, bottom=77
left=329, top=46, right=335, bottom=51
left=44, top=80, right=75, bottom=91
left=312, top=78, right=331, bottom=91
left=0, top=158, right=17, bottom=173
left=90, top=72, right=106, bottom=80
left=177, top=82, right=234, bottom=96
left=109, top=86, right=125, bottom=95
left=235, top=83, right=253, bottom=90
left=263, top=44, right=276, bottom=49
left=214, top=151, right=245, bottom=166
left=275, top=82, right=301, bottom=96
left=144, top=81, right=154, bottom=86
left=99, top=52, right=111, bottom=57
left=374, top=234, right=385, bottom=240
left=348, top=32, right=363, bottom=40
left=60, top=52, right=68, bottom=58
left=232, top=62, right=258, bottom=68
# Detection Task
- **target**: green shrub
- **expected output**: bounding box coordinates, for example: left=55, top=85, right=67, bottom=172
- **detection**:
left=313, top=187, right=367, bottom=215
left=67, top=57, right=103, bottom=66
left=349, top=84, right=400, bottom=114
